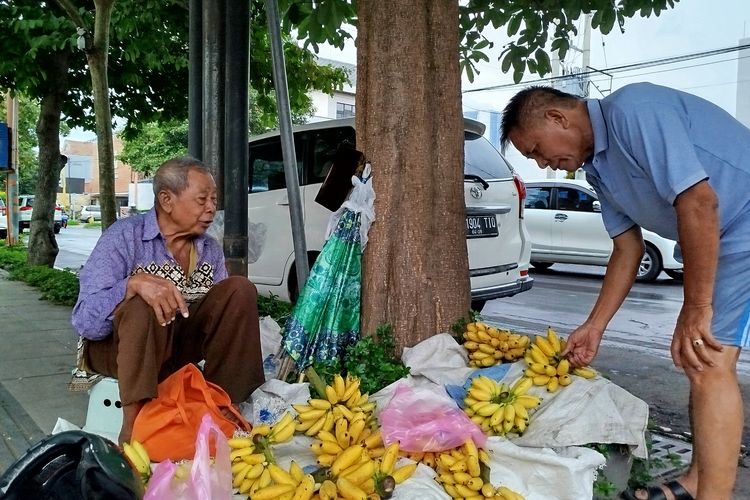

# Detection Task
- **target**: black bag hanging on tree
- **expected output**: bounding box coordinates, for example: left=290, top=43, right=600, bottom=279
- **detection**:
left=314, top=142, right=365, bottom=212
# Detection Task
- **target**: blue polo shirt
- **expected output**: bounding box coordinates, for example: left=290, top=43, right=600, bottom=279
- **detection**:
left=583, top=82, right=750, bottom=257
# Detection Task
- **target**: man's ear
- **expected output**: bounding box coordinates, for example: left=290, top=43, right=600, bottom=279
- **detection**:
left=544, top=108, right=569, bottom=128
left=157, top=190, right=173, bottom=213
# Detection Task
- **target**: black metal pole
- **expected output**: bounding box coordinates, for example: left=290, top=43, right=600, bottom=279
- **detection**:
left=202, top=0, right=226, bottom=207
left=188, top=0, right=203, bottom=159
left=223, top=0, right=250, bottom=276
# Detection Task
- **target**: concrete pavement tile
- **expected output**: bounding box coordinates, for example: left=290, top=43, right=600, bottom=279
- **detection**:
left=0, top=382, right=45, bottom=471
left=0, top=355, right=75, bottom=381
left=3, top=376, right=88, bottom=434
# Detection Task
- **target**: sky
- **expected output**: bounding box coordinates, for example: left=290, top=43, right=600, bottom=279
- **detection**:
left=313, top=0, right=750, bottom=179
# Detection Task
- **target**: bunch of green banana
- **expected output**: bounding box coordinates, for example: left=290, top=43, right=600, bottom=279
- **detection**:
left=524, top=327, right=597, bottom=392
left=122, top=440, right=151, bottom=483
left=463, top=375, right=541, bottom=436
left=249, top=461, right=315, bottom=500
left=463, top=322, right=530, bottom=368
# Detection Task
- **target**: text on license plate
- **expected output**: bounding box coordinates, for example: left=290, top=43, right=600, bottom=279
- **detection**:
left=465, top=215, right=498, bottom=238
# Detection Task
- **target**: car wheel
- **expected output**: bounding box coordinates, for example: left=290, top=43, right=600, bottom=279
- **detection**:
left=54, top=223, right=61, bottom=234
left=636, top=245, right=662, bottom=282
left=289, top=252, right=320, bottom=303
left=0, top=229, right=6, bottom=239
left=470, top=300, right=486, bottom=313
left=531, top=261, right=553, bottom=271
left=665, top=269, right=684, bottom=282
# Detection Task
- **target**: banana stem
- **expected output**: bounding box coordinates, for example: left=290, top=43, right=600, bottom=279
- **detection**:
left=304, top=366, right=328, bottom=399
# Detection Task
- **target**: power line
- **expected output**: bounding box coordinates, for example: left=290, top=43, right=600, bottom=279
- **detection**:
left=463, top=42, right=750, bottom=94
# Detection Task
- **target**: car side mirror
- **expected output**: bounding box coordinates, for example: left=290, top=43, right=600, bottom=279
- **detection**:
left=592, top=200, right=601, bottom=212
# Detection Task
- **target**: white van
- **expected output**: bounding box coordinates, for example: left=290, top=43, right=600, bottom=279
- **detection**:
left=246, top=118, right=533, bottom=310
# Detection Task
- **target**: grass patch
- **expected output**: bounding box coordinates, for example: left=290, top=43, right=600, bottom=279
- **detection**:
left=0, top=243, right=79, bottom=305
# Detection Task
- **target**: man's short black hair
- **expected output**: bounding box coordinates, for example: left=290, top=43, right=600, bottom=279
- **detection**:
left=500, top=86, right=582, bottom=149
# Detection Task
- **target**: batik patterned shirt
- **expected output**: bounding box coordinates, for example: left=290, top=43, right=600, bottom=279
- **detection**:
left=71, top=207, right=227, bottom=340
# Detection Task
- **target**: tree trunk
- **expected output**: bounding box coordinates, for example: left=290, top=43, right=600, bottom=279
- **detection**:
left=357, top=0, right=470, bottom=352
left=28, top=51, right=69, bottom=267
left=88, top=0, right=117, bottom=229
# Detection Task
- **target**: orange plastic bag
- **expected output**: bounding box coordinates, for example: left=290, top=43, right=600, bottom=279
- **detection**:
left=132, top=363, right=250, bottom=462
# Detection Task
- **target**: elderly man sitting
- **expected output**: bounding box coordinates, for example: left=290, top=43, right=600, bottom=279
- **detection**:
left=72, top=156, right=263, bottom=444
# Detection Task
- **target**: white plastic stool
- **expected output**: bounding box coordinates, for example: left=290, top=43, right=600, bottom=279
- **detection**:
left=82, top=377, right=122, bottom=443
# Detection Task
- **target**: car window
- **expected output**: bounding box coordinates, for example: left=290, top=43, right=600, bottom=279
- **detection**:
left=525, top=186, right=552, bottom=209
left=464, top=132, right=513, bottom=180
left=249, top=137, right=305, bottom=193
left=556, top=187, right=597, bottom=212
left=309, top=127, right=356, bottom=184
left=19, top=197, right=32, bottom=208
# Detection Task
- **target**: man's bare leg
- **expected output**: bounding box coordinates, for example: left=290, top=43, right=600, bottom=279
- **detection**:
left=119, top=400, right=145, bottom=445
left=687, top=346, right=742, bottom=500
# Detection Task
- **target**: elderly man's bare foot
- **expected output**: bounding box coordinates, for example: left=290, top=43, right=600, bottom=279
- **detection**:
left=118, top=401, right=145, bottom=445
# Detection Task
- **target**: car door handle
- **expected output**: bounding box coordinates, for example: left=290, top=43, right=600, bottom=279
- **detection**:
left=554, top=213, right=568, bottom=221
left=276, top=198, right=290, bottom=206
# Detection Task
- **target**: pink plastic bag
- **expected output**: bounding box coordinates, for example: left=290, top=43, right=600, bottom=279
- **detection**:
left=379, top=382, right=487, bottom=452
left=145, top=414, right=232, bottom=500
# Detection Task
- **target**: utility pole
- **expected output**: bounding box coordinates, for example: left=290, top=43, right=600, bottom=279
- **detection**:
left=4, top=92, right=18, bottom=246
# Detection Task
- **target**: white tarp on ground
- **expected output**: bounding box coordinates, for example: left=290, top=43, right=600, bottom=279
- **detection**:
left=244, top=331, right=649, bottom=499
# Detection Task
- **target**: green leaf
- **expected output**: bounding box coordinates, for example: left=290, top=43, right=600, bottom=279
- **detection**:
left=507, top=13, right=522, bottom=36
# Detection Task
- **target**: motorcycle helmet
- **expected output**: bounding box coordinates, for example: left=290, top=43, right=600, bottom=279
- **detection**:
left=0, top=430, right=144, bottom=499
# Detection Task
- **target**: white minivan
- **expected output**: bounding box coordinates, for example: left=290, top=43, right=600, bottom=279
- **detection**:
left=246, top=118, right=534, bottom=310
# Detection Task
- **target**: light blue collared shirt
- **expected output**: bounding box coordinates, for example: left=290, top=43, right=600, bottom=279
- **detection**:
left=582, top=82, right=750, bottom=257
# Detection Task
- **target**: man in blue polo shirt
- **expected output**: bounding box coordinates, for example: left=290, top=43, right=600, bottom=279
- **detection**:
left=501, top=83, right=750, bottom=500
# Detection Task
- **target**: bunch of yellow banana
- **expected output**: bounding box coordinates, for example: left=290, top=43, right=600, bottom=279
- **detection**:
left=249, top=461, right=316, bottom=500
left=463, top=375, right=541, bottom=436
left=295, top=374, right=376, bottom=440
left=524, top=327, right=597, bottom=392
left=228, top=438, right=271, bottom=496
left=311, top=411, right=379, bottom=466
left=122, top=440, right=151, bottom=482
left=400, top=450, right=438, bottom=469
left=463, top=322, right=530, bottom=367
left=433, top=439, right=524, bottom=499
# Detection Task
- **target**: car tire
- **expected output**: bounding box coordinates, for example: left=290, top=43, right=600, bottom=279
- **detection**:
left=288, top=252, right=320, bottom=304
left=54, top=223, right=61, bottom=234
left=665, top=269, right=684, bottom=282
left=531, top=261, right=553, bottom=271
left=636, top=244, right=662, bottom=282
left=0, top=229, right=6, bottom=239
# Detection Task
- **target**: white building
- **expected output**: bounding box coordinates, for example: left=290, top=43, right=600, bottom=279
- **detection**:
left=309, top=58, right=356, bottom=121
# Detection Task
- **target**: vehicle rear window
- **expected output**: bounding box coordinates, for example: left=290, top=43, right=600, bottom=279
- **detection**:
left=464, top=132, right=513, bottom=180
left=249, top=137, right=305, bottom=192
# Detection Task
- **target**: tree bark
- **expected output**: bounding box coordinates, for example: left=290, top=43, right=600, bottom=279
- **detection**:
left=88, top=0, right=117, bottom=229
left=28, top=50, right=69, bottom=267
left=357, top=0, right=470, bottom=352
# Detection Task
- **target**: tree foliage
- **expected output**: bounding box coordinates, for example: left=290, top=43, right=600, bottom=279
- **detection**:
left=119, top=86, right=317, bottom=176
left=281, top=0, right=680, bottom=83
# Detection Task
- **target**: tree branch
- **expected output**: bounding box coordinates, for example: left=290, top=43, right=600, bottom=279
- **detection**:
left=54, top=0, right=88, bottom=30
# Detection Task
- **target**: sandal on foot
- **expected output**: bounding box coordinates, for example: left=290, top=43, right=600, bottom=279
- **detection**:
left=620, top=480, right=694, bottom=500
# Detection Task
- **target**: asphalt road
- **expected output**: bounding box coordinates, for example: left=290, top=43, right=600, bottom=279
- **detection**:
left=53, top=224, right=102, bottom=271
left=482, top=265, right=750, bottom=451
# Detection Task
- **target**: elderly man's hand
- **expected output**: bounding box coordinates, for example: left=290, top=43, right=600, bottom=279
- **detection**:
left=126, top=273, right=189, bottom=326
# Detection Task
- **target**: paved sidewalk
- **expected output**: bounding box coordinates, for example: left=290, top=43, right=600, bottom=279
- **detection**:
left=0, top=270, right=88, bottom=471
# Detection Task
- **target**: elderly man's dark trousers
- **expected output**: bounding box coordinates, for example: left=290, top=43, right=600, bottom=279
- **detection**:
left=86, top=276, right=264, bottom=405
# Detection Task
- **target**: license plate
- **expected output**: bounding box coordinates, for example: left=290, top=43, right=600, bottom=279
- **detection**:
left=465, top=214, right=498, bottom=238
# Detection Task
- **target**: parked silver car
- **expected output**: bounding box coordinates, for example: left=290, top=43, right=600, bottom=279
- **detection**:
left=524, top=179, right=683, bottom=282
left=79, top=205, right=102, bottom=222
